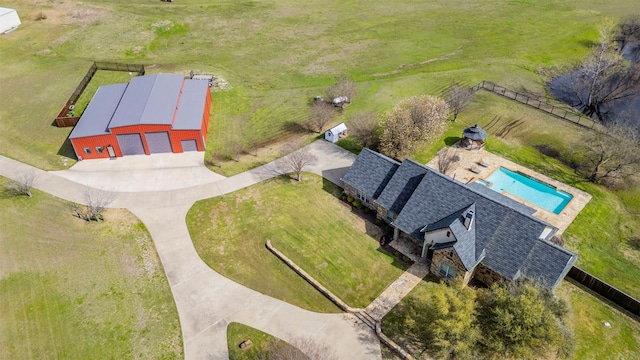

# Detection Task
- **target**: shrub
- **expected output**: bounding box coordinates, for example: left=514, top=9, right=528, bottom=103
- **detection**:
left=35, top=12, right=47, bottom=21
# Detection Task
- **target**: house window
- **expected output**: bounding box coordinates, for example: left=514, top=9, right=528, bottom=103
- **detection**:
left=83, top=147, right=91, bottom=154
left=96, top=147, right=104, bottom=154
left=357, top=189, right=369, bottom=203
left=439, top=263, right=456, bottom=278
left=386, top=210, right=397, bottom=222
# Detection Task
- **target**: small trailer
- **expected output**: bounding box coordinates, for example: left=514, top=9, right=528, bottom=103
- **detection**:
left=0, top=7, right=21, bottom=34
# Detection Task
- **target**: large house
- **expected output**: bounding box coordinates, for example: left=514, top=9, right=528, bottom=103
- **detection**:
left=341, top=148, right=577, bottom=290
left=69, top=74, right=211, bottom=160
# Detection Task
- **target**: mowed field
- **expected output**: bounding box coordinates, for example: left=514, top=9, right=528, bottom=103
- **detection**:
left=0, top=0, right=634, bottom=170
left=0, top=178, right=181, bottom=359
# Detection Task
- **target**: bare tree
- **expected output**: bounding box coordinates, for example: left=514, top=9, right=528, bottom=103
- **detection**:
left=566, top=21, right=640, bottom=121
left=281, top=140, right=317, bottom=181
left=379, top=95, right=449, bottom=160
left=349, top=111, right=378, bottom=148
left=617, top=15, right=640, bottom=52
left=578, top=122, right=640, bottom=184
left=6, top=171, right=37, bottom=197
left=436, top=147, right=460, bottom=175
left=444, top=83, right=475, bottom=121
left=326, top=77, right=356, bottom=102
left=307, top=101, right=335, bottom=133
left=72, top=189, right=114, bottom=221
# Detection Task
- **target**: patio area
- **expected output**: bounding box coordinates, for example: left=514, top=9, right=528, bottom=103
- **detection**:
left=425, top=144, right=592, bottom=234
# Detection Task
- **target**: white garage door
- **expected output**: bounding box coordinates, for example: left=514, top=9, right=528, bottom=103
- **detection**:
left=181, top=139, right=198, bottom=152
left=146, top=132, right=173, bottom=154
left=116, top=134, right=145, bottom=156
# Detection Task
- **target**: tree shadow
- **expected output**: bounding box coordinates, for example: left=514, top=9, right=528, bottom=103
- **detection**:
left=444, top=136, right=461, bottom=146
left=57, top=138, right=77, bottom=160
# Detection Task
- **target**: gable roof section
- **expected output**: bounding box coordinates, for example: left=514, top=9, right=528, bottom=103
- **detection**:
left=376, top=159, right=428, bottom=214
left=109, top=74, right=184, bottom=128
left=427, top=204, right=482, bottom=270
left=173, top=79, right=209, bottom=130
left=69, top=83, right=128, bottom=139
left=342, top=148, right=400, bottom=199
left=519, top=240, right=577, bottom=290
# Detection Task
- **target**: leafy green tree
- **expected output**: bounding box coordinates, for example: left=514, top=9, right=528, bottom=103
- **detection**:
left=395, top=279, right=479, bottom=359
left=476, top=279, right=572, bottom=360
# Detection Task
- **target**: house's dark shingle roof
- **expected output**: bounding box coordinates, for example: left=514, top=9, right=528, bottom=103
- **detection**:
left=467, top=182, right=536, bottom=216
left=376, top=160, right=428, bottom=214
left=345, top=149, right=577, bottom=290
left=520, top=241, right=576, bottom=289
left=341, top=148, right=400, bottom=199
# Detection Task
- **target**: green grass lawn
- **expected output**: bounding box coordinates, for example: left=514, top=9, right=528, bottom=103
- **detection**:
left=227, top=322, right=306, bottom=360
left=0, top=177, right=181, bottom=359
left=382, top=279, right=640, bottom=359
left=187, top=174, right=408, bottom=311
left=1, top=0, right=637, bottom=170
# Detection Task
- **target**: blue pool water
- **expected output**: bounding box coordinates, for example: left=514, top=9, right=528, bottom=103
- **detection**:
left=478, top=167, right=573, bottom=214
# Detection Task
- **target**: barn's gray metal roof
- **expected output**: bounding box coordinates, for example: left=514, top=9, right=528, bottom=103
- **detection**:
left=109, top=74, right=184, bottom=128
left=69, top=83, right=127, bottom=139
left=173, top=79, right=209, bottom=130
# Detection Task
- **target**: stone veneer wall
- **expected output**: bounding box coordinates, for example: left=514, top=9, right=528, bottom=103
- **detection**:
left=342, top=183, right=376, bottom=211
left=430, top=248, right=470, bottom=283
left=343, top=183, right=358, bottom=200
left=473, top=263, right=505, bottom=286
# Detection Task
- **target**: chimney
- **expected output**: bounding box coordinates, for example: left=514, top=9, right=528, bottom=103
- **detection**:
left=464, top=210, right=474, bottom=230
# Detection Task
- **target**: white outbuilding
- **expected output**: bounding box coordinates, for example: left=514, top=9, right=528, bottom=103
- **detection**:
left=325, top=122, right=348, bottom=143
left=0, top=7, right=21, bottom=34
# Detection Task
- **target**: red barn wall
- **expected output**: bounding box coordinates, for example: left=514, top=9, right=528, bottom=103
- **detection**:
left=71, top=134, right=120, bottom=160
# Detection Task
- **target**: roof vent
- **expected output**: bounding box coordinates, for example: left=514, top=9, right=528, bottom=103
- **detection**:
left=464, top=210, right=474, bottom=230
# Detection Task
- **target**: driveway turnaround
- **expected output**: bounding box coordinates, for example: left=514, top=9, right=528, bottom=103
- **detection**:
left=1, top=141, right=381, bottom=359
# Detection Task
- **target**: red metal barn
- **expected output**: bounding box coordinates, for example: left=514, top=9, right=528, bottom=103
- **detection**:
left=69, top=74, right=212, bottom=160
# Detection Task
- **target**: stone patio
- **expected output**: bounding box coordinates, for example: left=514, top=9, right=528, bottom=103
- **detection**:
left=425, top=144, right=592, bottom=234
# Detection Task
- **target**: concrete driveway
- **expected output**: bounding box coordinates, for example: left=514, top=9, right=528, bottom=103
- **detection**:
left=51, top=151, right=226, bottom=192
left=0, top=141, right=375, bottom=359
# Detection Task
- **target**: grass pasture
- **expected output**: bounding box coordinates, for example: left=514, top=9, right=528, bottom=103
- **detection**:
left=187, top=174, right=408, bottom=312
left=0, top=178, right=182, bottom=359
left=1, top=0, right=637, bottom=170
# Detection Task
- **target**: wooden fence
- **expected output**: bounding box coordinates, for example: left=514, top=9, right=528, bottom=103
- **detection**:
left=55, top=62, right=145, bottom=127
left=567, top=266, right=640, bottom=317
left=472, top=81, right=599, bottom=131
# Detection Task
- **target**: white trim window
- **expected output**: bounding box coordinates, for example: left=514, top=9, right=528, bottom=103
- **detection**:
left=387, top=210, right=397, bottom=222
left=357, top=189, right=369, bottom=203
left=439, top=263, right=456, bottom=278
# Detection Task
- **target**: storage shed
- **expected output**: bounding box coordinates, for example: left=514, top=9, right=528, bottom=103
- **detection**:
left=325, top=122, right=347, bottom=143
left=69, top=74, right=211, bottom=160
left=0, top=7, right=21, bottom=34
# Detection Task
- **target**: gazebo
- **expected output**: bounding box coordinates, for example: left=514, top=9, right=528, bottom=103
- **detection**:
left=461, top=124, right=487, bottom=149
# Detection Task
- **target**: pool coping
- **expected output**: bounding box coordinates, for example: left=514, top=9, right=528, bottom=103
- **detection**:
left=426, top=146, right=592, bottom=235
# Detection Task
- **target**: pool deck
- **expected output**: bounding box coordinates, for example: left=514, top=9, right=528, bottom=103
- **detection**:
left=425, top=145, right=592, bottom=234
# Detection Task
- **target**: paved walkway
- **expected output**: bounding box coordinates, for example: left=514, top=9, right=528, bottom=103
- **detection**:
left=364, top=262, right=430, bottom=321
left=1, top=141, right=382, bottom=359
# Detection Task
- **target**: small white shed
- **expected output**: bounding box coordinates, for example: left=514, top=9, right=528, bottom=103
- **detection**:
left=0, top=7, right=20, bottom=34
left=325, top=122, right=348, bottom=143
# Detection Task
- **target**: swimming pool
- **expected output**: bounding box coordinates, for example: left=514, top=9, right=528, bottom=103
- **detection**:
left=478, top=167, right=573, bottom=214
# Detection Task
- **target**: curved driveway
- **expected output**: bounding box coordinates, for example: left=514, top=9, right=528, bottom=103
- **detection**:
left=0, top=141, right=381, bottom=359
